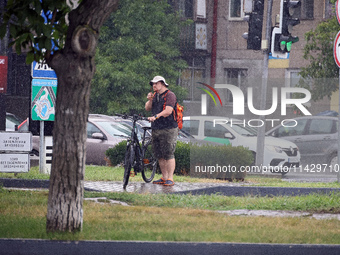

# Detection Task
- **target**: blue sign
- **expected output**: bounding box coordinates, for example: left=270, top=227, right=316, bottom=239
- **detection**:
left=31, top=61, right=57, bottom=79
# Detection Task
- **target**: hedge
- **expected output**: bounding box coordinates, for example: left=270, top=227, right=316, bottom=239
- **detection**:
left=105, top=141, right=253, bottom=181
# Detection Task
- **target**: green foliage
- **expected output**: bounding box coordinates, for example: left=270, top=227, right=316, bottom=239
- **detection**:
left=189, top=143, right=253, bottom=180
left=174, top=141, right=190, bottom=175
left=298, top=16, right=340, bottom=100
left=105, top=140, right=253, bottom=180
left=105, top=140, right=127, bottom=166
left=0, top=0, right=69, bottom=63
left=90, top=0, right=189, bottom=115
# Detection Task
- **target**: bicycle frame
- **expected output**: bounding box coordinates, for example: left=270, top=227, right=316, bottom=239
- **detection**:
left=125, top=115, right=150, bottom=172
left=118, top=114, right=156, bottom=189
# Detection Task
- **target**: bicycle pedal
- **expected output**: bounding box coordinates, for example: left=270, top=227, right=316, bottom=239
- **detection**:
left=130, top=171, right=136, bottom=177
left=143, top=159, right=150, bottom=164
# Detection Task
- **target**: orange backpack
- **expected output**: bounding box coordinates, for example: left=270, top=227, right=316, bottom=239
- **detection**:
left=156, top=90, right=184, bottom=129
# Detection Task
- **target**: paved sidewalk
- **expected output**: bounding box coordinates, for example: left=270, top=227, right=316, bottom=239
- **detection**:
left=84, top=180, right=241, bottom=193
left=2, top=178, right=340, bottom=197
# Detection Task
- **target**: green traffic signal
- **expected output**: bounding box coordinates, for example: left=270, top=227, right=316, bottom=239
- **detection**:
left=279, top=36, right=299, bottom=53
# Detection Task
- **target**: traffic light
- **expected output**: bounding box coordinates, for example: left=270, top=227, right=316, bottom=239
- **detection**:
left=271, top=0, right=301, bottom=55
left=273, top=33, right=299, bottom=53
left=242, top=0, right=264, bottom=50
left=281, top=0, right=301, bottom=37
left=279, top=0, right=300, bottom=53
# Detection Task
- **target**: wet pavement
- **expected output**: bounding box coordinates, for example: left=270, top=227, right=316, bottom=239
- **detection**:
left=2, top=178, right=340, bottom=197
left=85, top=180, right=242, bottom=194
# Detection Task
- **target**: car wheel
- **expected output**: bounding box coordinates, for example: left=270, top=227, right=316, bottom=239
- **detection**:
left=281, top=169, right=289, bottom=176
left=329, top=153, right=338, bottom=169
left=30, top=149, right=39, bottom=156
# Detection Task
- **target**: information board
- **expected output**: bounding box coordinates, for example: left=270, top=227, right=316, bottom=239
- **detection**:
left=0, top=154, right=30, bottom=173
left=0, top=132, right=32, bottom=152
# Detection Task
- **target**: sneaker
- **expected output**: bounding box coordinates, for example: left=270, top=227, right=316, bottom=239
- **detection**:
left=164, top=179, right=175, bottom=186
left=153, top=178, right=166, bottom=184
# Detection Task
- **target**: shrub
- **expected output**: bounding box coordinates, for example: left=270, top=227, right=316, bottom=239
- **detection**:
left=105, top=140, right=127, bottom=166
left=187, top=142, right=253, bottom=180
left=106, top=140, right=253, bottom=181
left=174, top=141, right=190, bottom=175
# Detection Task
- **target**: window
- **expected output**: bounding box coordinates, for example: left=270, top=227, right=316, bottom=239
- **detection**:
left=181, top=57, right=206, bottom=101
left=182, top=120, right=199, bottom=136
left=87, top=122, right=102, bottom=138
left=179, top=0, right=193, bottom=18
left=274, top=119, right=308, bottom=137
left=224, top=68, right=248, bottom=103
left=229, top=0, right=243, bottom=19
left=308, top=119, right=334, bottom=135
left=285, top=69, right=303, bottom=99
left=299, top=0, right=314, bottom=19
left=204, top=121, right=231, bottom=138
left=197, top=0, right=206, bottom=19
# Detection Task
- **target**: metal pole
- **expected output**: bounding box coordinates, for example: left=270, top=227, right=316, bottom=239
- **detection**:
left=39, top=121, right=46, bottom=174
left=210, top=0, right=218, bottom=85
left=256, top=0, right=273, bottom=169
left=332, top=69, right=340, bottom=182
left=0, top=0, right=7, bottom=131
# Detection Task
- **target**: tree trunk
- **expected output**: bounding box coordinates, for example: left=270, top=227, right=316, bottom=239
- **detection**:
left=46, top=0, right=119, bottom=233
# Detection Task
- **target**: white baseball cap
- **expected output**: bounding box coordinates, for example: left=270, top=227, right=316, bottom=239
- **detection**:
left=149, top=76, right=169, bottom=87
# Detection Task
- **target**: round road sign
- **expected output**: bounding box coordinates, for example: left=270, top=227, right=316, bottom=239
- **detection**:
left=334, top=31, right=340, bottom=68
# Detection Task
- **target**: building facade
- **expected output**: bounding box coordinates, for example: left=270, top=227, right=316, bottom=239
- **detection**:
left=180, top=0, right=335, bottom=121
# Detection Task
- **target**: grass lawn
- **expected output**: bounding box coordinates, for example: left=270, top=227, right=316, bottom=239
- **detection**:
left=1, top=189, right=340, bottom=244
left=0, top=165, right=340, bottom=188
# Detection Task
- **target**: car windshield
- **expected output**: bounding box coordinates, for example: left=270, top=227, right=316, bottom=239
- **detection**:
left=6, top=115, right=21, bottom=131
left=229, top=123, right=258, bottom=136
left=95, top=121, right=131, bottom=137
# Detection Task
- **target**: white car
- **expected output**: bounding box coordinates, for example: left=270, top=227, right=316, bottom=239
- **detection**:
left=182, top=116, right=300, bottom=175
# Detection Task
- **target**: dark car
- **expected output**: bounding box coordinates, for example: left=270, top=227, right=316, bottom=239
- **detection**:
left=266, top=116, right=338, bottom=167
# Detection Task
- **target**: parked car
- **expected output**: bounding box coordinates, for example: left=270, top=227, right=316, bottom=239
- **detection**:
left=31, top=114, right=195, bottom=166
left=5, top=112, right=22, bottom=131
left=32, top=114, right=129, bottom=165
left=182, top=116, right=301, bottom=174
left=110, top=115, right=193, bottom=143
left=266, top=116, right=338, bottom=167
left=316, top=110, right=338, bottom=117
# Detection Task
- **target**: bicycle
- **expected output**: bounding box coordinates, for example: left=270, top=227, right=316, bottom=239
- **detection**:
left=116, top=114, right=158, bottom=189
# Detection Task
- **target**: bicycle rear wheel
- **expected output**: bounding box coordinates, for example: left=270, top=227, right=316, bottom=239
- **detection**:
left=141, top=139, right=157, bottom=183
left=123, top=144, right=134, bottom=189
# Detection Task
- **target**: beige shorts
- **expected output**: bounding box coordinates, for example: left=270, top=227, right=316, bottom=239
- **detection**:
left=152, top=128, right=178, bottom=160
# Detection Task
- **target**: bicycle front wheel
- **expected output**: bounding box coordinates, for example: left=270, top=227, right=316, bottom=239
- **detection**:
left=123, top=144, right=134, bottom=189
left=141, top=139, right=157, bottom=183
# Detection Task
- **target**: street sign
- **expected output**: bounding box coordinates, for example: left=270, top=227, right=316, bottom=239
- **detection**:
left=0, top=153, right=30, bottom=173
left=336, top=0, right=340, bottom=24
left=0, top=56, right=8, bottom=93
left=31, top=79, right=57, bottom=121
left=0, top=132, right=32, bottom=152
left=333, top=31, right=340, bottom=68
left=31, top=60, right=57, bottom=79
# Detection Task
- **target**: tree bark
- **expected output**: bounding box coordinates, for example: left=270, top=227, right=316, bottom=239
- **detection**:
left=46, top=0, right=119, bottom=232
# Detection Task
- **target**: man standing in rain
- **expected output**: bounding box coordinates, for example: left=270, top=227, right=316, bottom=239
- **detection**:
left=145, top=76, right=178, bottom=186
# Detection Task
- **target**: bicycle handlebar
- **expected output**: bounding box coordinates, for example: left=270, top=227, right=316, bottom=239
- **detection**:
left=115, top=113, right=149, bottom=122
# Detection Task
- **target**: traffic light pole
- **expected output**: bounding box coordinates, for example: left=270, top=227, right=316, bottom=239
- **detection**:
left=256, top=0, right=273, bottom=169
left=338, top=69, right=340, bottom=182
